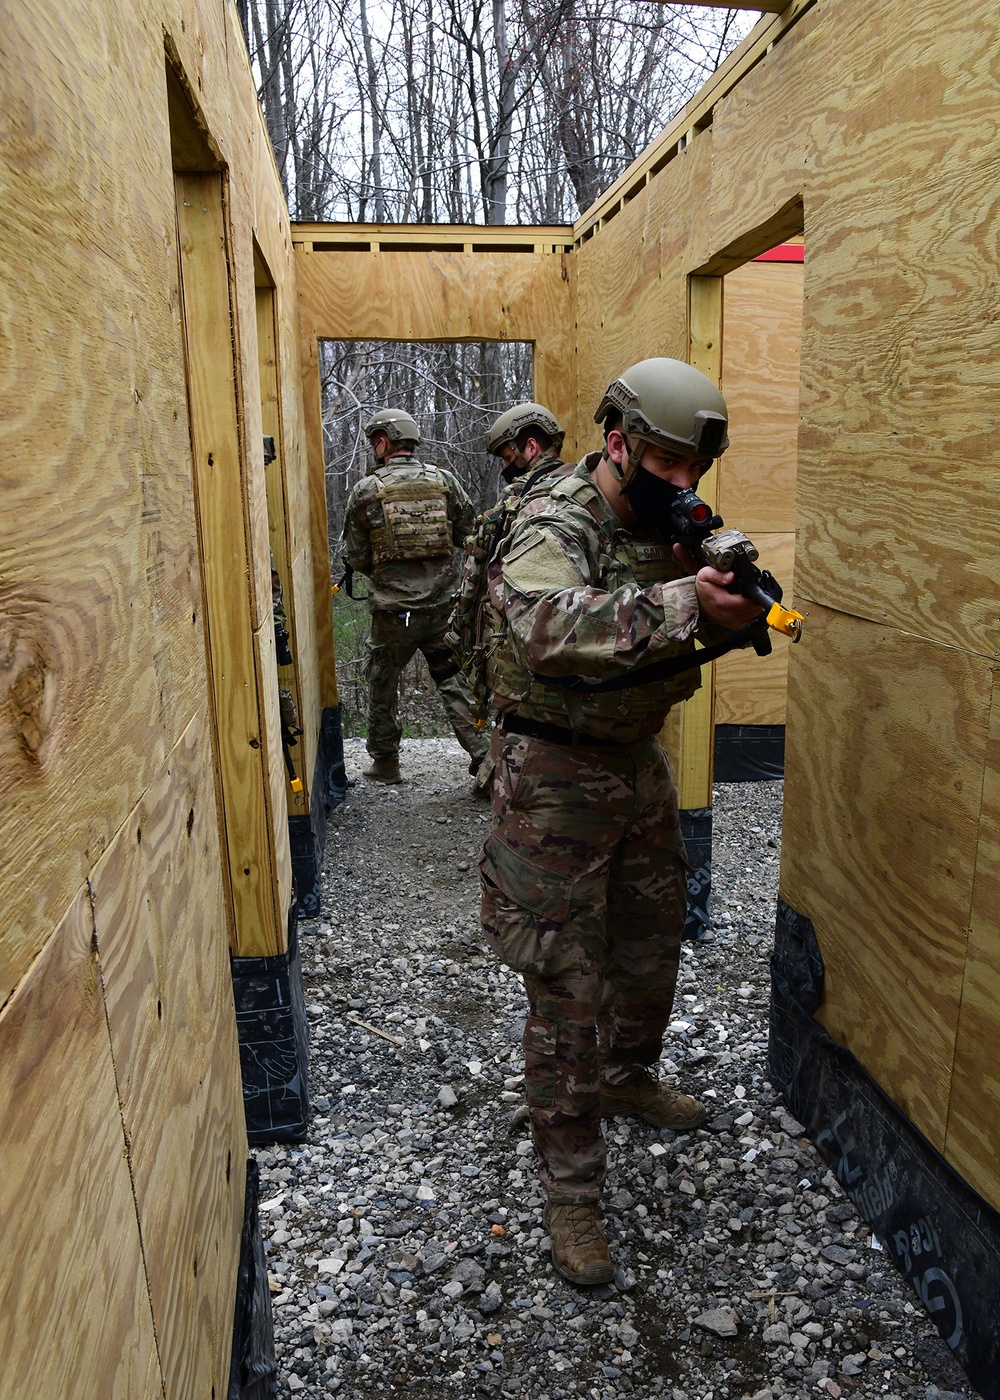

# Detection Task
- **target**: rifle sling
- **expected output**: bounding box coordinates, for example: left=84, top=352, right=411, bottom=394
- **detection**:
left=534, top=623, right=756, bottom=695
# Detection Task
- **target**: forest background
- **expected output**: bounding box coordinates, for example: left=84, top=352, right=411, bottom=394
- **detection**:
left=238, top=0, right=758, bottom=732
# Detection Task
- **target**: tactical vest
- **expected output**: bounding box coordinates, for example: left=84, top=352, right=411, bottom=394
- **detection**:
left=449, top=455, right=567, bottom=721
left=368, top=464, right=452, bottom=568
left=485, top=470, right=703, bottom=722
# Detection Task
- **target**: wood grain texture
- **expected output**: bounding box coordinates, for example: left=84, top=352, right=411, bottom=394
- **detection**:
left=573, top=131, right=711, bottom=449
left=295, top=244, right=576, bottom=445
left=714, top=533, right=797, bottom=725
left=943, top=668, right=1000, bottom=1210
left=565, top=0, right=1000, bottom=1207
left=177, top=173, right=286, bottom=956
left=779, top=604, right=990, bottom=1149
left=2, top=0, right=319, bottom=1389
left=91, top=712, right=246, bottom=1399
left=0, top=889, right=161, bottom=1399
left=720, top=260, right=802, bottom=535
left=0, top=0, right=211, bottom=1006
left=257, top=618, right=295, bottom=918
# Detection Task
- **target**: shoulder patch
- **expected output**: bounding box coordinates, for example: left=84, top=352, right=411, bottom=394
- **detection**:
left=501, top=532, right=581, bottom=593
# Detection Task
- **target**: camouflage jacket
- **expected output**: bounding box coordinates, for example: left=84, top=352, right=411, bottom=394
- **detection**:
left=344, top=453, right=476, bottom=612
left=485, top=453, right=732, bottom=741
left=448, top=451, right=572, bottom=717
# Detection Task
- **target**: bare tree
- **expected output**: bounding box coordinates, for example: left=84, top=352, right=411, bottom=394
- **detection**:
left=240, top=1, right=756, bottom=223
left=320, top=338, right=533, bottom=548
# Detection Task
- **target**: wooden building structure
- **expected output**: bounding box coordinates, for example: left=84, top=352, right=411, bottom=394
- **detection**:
left=2, top=0, right=998, bottom=1393
left=1, top=0, right=336, bottom=1393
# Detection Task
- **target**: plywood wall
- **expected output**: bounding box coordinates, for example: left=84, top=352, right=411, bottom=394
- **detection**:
left=570, top=0, right=1000, bottom=1209
left=715, top=258, right=803, bottom=726
left=0, top=0, right=324, bottom=1391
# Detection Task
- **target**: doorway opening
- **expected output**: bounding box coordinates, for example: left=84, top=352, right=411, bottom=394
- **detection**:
left=320, top=338, right=533, bottom=738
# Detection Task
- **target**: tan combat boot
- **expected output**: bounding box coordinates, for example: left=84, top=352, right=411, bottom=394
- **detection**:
left=600, top=1066, right=708, bottom=1131
left=544, top=1202, right=614, bottom=1286
left=363, top=755, right=402, bottom=784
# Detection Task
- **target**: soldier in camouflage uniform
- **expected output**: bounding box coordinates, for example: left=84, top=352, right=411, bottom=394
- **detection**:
left=485, top=401, right=569, bottom=490
left=449, top=404, right=572, bottom=744
left=344, top=409, right=490, bottom=785
left=479, top=359, right=765, bottom=1285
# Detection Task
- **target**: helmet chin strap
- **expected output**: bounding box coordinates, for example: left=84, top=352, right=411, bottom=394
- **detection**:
left=604, top=431, right=645, bottom=491
left=502, top=449, right=530, bottom=481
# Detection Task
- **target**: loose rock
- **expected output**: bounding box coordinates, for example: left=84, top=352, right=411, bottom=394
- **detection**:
left=259, top=737, right=979, bottom=1400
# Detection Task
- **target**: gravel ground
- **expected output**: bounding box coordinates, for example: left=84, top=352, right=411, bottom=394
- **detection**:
left=259, top=737, right=978, bottom=1400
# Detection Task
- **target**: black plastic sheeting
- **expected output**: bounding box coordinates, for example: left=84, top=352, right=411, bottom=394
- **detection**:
left=288, top=706, right=348, bottom=918
left=769, top=899, right=1000, bottom=1399
left=231, top=918, right=310, bottom=1144
left=680, top=807, right=712, bottom=941
left=227, top=1158, right=278, bottom=1400
left=321, top=704, right=349, bottom=809
left=714, top=723, right=785, bottom=782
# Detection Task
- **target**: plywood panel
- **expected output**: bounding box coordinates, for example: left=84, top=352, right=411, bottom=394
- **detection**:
left=779, top=604, right=990, bottom=1148
left=295, top=245, right=576, bottom=444
left=296, top=245, right=568, bottom=345
left=944, top=668, right=1000, bottom=1210
left=3, top=0, right=318, bottom=1390
left=573, top=140, right=707, bottom=434
left=720, top=260, right=802, bottom=535
left=91, top=713, right=245, bottom=1399
left=0, top=890, right=161, bottom=1398
left=711, top=1, right=998, bottom=655
left=176, top=172, right=286, bottom=956
left=0, top=0, right=208, bottom=1007
left=714, top=533, right=797, bottom=725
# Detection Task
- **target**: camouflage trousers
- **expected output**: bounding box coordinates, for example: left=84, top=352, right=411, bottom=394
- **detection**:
left=365, top=606, right=490, bottom=765
left=479, top=727, right=687, bottom=1202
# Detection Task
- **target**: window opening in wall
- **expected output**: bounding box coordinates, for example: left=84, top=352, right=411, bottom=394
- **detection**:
left=320, top=338, right=532, bottom=739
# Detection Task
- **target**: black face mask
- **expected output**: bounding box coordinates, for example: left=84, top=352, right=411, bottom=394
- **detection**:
left=621, top=465, right=684, bottom=530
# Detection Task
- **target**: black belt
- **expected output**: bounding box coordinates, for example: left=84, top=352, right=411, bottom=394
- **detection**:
left=499, top=714, right=623, bottom=748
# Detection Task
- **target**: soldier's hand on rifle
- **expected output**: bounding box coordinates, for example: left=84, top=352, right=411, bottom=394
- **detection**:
left=673, top=543, right=766, bottom=631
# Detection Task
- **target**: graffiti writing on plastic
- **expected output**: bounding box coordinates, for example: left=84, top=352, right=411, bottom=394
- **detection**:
left=815, top=1111, right=964, bottom=1351
left=889, top=1220, right=963, bottom=1350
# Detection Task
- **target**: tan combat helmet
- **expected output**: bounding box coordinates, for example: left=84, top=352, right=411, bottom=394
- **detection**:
left=594, top=358, right=729, bottom=485
left=363, top=408, right=421, bottom=449
left=486, top=402, right=565, bottom=458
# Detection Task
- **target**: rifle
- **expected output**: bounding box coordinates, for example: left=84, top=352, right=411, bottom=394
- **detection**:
left=669, top=489, right=803, bottom=655
left=331, top=556, right=368, bottom=601
left=279, top=688, right=304, bottom=795
left=536, top=490, right=803, bottom=695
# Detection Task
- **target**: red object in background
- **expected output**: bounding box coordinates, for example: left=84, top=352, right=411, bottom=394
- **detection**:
left=755, top=243, right=804, bottom=262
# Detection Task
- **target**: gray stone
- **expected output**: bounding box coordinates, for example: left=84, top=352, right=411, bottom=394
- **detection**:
left=821, top=1244, right=854, bottom=1265
left=693, top=1308, right=738, bottom=1338
left=478, top=1282, right=503, bottom=1315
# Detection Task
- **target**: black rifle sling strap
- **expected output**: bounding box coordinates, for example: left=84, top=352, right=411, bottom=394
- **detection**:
left=535, top=622, right=756, bottom=695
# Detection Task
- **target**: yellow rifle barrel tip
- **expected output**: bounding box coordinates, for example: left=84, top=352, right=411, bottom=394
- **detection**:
left=766, top=601, right=805, bottom=642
